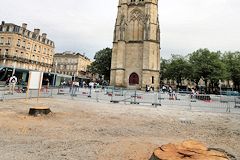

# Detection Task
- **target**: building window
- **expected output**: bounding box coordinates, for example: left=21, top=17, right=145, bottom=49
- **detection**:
left=14, top=26, right=20, bottom=33
left=24, top=31, right=28, bottom=36
left=38, top=46, right=41, bottom=53
left=6, top=26, right=10, bottom=32
left=0, top=37, right=4, bottom=45
left=5, top=49, right=9, bottom=56
left=32, top=33, right=36, bottom=39
left=17, top=39, right=21, bottom=47
left=152, top=76, right=154, bottom=84
left=6, top=37, right=11, bottom=45
left=10, top=26, right=14, bottom=32
left=2, top=26, right=6, bottom=32
left=27, top=43, right=31, bottom=50
left=22, top=40, right=26, bottom=48
left=15, top=50, right=18, bottom=57
left=34, top=45, right=37, bottom=52
left=27, top=31, right=30, bottom=38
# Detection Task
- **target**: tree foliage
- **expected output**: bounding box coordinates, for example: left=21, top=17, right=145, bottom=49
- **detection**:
left=88, top=48, right=112, bottom=80
left=222, top=51, right=240, bottom=90
left=164, top=55, right=191, bottom=86
left=160, top=58, right=170, bottom=83
left=160, top=48, right=240, bottom=93
left=189, top=49, right=227, bottom=93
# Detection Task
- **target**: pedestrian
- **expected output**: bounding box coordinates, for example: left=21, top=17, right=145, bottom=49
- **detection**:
left=162, top=86, right=166, bottom=93
left=173, top=91, right=177, bottom=100
left=20, top=79, right=26, bottom=93
left=9, top=75, right=17, bottom=94
left=168, top=86, right=173, bottom=100
left=5, top=75, right=10, bottom=86
left=88, top=81, right=94, bottom=97
left=191, top=88, right=195, bottom=99
left=145, top=85, right=148, bottom=92
left=83, top=81, right=86, bottom=88
left=147, top=85, right=151, bottom=92
left=45, top=78, right=50, bottom=92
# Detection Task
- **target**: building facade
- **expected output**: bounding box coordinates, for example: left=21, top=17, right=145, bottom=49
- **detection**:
left=0, top=21, right=55, bottom=73
left=53, top=51, right=92, bottom=80
left=110, top=0, right=160, bottom=90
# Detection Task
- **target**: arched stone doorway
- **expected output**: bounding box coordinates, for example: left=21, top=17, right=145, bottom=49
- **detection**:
left=129, top=72, right=139, bottom=85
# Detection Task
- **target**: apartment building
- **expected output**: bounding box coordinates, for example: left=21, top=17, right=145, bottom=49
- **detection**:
left=0, top=21, right=55, bottom=73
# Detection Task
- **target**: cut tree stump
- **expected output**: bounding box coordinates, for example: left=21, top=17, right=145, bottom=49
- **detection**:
left=29, top=107, right=52, bottom=116
left=149, top=140, right=235, bottom=160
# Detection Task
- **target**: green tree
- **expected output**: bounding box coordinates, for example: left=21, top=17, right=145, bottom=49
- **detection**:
left=88, top=48, right=112, bottom=80
left=160, top=58, right=170, bottom=86
left=189, top=49, right=226, bottom=93
left=222, top=51, right=240, bottom=91
left=166, top=55, right=191, bottom=87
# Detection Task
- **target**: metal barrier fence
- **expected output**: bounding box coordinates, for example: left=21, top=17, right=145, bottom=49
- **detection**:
left=0, top=85, right=53, bottom=101
left=1, top=85, right=240, bottom=114
left=56, top=86, right=240, bottom=114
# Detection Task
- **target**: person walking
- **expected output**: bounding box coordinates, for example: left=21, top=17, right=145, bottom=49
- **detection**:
left=9, top=75, right=17, bottom=94
left=45, top=78, right=50, bottom=92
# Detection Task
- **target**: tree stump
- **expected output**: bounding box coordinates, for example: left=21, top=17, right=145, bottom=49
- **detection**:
left=149, top=140, right=235, bottom=160
left=29, top=107, right=52, bottom=116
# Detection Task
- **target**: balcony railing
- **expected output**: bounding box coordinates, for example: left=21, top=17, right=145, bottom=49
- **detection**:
left=0, top=55, right=53, bottom=67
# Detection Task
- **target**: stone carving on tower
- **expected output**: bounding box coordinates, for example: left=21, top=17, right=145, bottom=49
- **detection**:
left=120, top=15, right=126, bottom=40
left=110, top=0, right=160, bottom=90
left=144, top=14, right=151, bottom=40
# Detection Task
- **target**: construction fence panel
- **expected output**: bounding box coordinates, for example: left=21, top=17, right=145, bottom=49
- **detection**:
left=189, top=94, right=240, bottom=113
left=0, top=85, right=53, bottom=100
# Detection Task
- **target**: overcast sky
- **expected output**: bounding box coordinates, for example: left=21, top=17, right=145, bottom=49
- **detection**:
left=1, top=0, right=240, bottom=59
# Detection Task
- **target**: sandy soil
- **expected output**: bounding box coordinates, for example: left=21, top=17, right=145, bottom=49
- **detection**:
left=0, top=98, right=239, bottom=160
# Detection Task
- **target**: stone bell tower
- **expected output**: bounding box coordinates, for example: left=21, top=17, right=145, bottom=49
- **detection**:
left=110, top=0, right=160, bottom=90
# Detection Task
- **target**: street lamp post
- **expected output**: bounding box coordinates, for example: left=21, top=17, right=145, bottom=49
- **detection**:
left=3, top=50, right=6, bottom=65
left=12, top=61, right=16, bottom=76
left=52, top=61, right=57, bottom=87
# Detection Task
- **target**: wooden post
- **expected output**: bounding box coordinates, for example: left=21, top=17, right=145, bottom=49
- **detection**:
left=37, top=72, right=43, bottom=103
left=26, top=72, right=32, bottom=100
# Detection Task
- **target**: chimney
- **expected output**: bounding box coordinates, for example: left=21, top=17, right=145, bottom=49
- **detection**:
left=42, top=33, right=47, bottom=38
left=34, top=29, right=40, bottom=35
left=1, top=21, right=5, bottom=25
left=22, top=23, right=27, bottom=29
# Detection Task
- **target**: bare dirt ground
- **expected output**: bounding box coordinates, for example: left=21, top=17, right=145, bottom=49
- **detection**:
left=0, top=98, right=239, bottom=160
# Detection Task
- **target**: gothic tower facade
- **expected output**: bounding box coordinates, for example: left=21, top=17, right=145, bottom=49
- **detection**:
left=110, top=0, right=160, bottom=90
